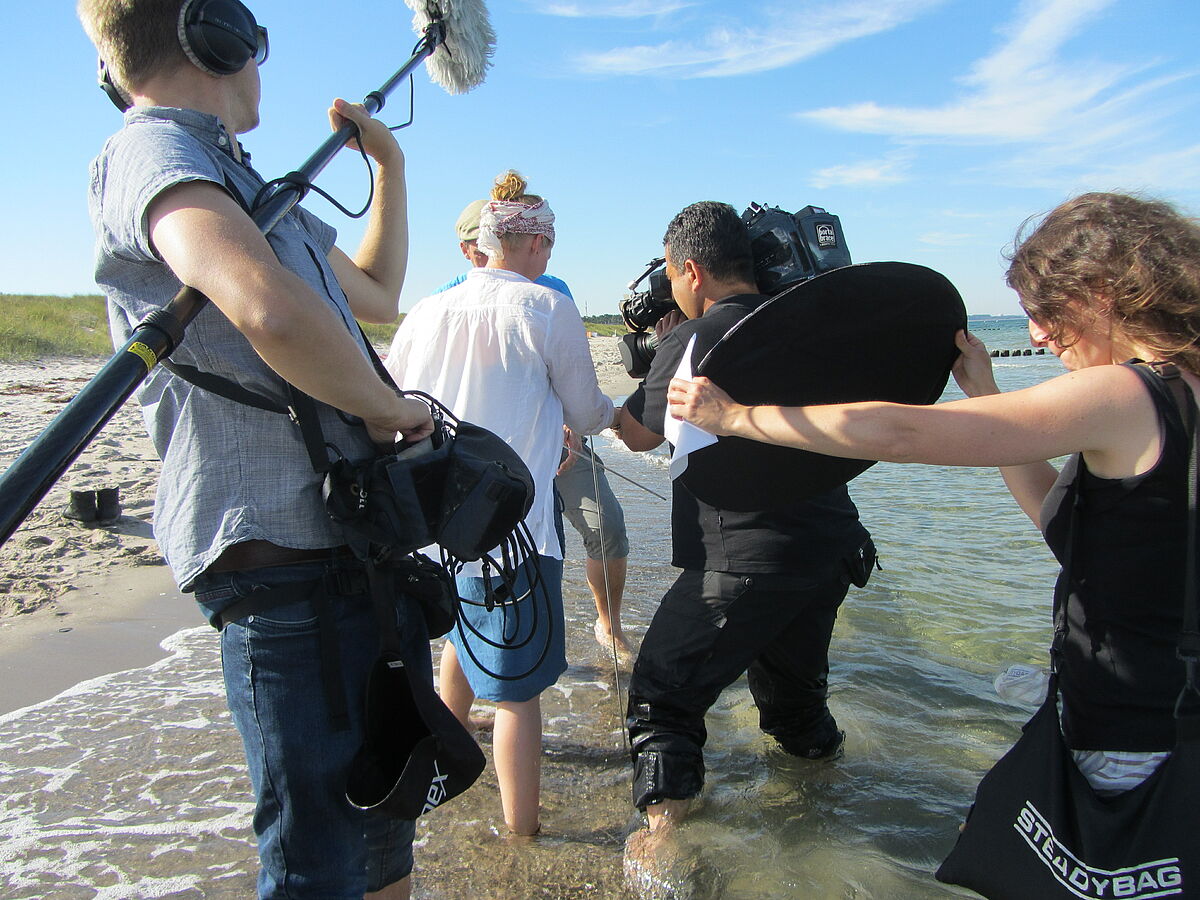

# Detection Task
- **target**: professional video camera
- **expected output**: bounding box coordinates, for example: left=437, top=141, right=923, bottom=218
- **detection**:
left=617, top=204, right=851, bottom=378
left=616, top=257, right=674, bottom=379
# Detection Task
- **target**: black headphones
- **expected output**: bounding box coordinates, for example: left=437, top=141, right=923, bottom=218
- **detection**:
left=178, top=0, right=265, bottom=76
left=97, top=0, right=267, bottom=111
left=98, top=60, right=132, bottom=112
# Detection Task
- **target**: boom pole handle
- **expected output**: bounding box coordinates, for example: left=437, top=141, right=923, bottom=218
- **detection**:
left=0, top=287, right=205, bottom=546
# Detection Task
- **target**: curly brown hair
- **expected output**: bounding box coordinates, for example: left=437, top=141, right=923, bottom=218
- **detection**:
left=1005, top=192, right=1200, bottom=369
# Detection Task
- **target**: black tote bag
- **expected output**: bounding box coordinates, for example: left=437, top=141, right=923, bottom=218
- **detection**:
left=935, top=677, right=1200, bottom=898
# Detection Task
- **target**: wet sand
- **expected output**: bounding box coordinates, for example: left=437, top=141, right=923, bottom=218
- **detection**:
left=0, top=565, right=197, bottom=716
left=0, top=338, right=651, bottom=898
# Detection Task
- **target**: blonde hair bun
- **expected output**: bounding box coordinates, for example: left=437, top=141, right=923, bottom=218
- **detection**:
left=492, top=170, right=529, bottom=202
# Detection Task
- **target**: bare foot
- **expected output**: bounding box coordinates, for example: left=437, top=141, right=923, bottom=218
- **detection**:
left=624, top=827, right=685, bottom=900
left=502, top=824, right=542, bottom=843
left=646, top=798, right=690, bottom=833
left=594, top=618, right=633, bottom=657
left=467, top=708, right=495, bottom=734
left=623, top=809, right=722, bottom=900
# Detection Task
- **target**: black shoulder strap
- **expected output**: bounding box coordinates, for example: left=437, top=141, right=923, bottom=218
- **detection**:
left=150, top=170, right=378, bottom=474
left=221, top=169, right=255, bottom=215
left=157, top=357, right=288, bottom=413
left=1142, top=361, right=1192, bottom=427
left=1153, top=365, right=1200, bottom=679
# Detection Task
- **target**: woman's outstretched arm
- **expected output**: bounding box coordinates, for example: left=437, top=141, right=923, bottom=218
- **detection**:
left=667, top=332, right=1159, bottom=524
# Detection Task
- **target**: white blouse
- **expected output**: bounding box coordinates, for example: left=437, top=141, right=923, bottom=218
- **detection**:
left=385, top=268, right=614, bottom=571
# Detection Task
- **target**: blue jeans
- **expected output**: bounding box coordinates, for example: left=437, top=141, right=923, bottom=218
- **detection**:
left=193, top=560, right=418, bottom=899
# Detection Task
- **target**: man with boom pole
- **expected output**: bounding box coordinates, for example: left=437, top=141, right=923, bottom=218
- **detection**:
left=77, top=0, right=434, bottom=895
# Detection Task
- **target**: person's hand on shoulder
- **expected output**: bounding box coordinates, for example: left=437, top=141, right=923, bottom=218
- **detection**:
left=952, top=330, right=1000, bottom=398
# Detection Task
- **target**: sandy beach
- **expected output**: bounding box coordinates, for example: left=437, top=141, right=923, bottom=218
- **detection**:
left=0, top=356, right=193, bottom=713
left=0, top=337, right=649, bottom=898
left=0, top=337, right=638, bottom=644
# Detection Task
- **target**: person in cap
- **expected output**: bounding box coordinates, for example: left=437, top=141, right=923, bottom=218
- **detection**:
left=385, top=171, right=621, bottom=835
left=615, top=201, right=876, bottom=842
left=434, top=188, right=633, bottom=657
left=77, top=0, right=431, bottom=896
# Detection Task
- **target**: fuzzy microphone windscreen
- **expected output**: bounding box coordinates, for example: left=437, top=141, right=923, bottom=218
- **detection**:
left=404, top=0, right=495, bottom=95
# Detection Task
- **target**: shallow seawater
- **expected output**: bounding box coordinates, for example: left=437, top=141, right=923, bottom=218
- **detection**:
left=0, top=318, right=1069, bottom=898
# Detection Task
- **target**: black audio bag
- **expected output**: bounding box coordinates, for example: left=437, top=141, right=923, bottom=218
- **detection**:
left=345, top=648, right=485, bottom=819
left=435, top=418, right=534, bottom=561
left=321, top=392, right=534, bottom=568
left=936, top=364, right=1200, bottom=898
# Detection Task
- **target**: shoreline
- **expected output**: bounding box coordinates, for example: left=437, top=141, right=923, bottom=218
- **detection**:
left=0, top=565, right=199, bottom=716
left=0, top=340, right=650, bottom=897
left=0, top=337, right=639, bottom=708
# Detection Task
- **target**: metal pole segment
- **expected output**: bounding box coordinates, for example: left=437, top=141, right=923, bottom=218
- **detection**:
left=0, top=306, right=182, bottom=546
left=251, top=27, right=441, bottom=234
left=0, top=25, right=444, bottom=549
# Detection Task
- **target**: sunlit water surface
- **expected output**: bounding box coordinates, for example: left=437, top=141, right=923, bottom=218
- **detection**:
left=0, top=318, right=1064, bottom=898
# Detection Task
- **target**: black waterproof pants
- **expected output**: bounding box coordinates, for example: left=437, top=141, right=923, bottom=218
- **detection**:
left=627, top=567, right=852, bottom=809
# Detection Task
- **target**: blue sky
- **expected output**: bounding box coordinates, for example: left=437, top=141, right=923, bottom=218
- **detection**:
left=2, top=0, right=1197, bottom=315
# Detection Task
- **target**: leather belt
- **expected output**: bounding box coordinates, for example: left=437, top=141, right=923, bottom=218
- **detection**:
left=207, top=540, right=348, bottom=574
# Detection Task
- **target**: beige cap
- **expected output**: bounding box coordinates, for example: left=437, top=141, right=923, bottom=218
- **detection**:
left=455, top=198, right=488, bottom=242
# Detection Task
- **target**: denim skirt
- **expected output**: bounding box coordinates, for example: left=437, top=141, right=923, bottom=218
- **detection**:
left=450, top=554, right=566, bottom=702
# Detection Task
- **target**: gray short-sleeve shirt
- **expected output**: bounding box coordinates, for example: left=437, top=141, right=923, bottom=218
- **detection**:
left=88, top=107, right=375, bottom=591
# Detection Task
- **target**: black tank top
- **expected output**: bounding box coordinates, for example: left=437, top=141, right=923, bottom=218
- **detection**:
left=1041, top=362, right=1195, bottom=750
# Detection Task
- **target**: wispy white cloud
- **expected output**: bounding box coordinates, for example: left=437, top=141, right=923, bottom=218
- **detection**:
left=796, top=0, right=1198, bottom=191
left=799, top=0, right=1154, bottom=144
left=811, top=156, right=911, bottom=188
left=1004, top=140, right=1200, bottom=193
left=572, top=0, right=945, bottom=78
left=536, top=1, right=694, bottom=17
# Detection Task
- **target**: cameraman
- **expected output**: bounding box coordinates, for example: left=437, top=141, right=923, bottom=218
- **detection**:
left=615, top=202, right=875, bottom=835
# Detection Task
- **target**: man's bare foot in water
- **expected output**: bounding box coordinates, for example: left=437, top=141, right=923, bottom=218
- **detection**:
left=594, top=618, right=633, bottom=657
left=624, top=799, right=724, bottom=900
left=646, top=798, right=690, bottom=833
left=625, top=798, right=690, bottom=873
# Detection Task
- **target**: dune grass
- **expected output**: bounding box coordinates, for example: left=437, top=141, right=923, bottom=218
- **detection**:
left=0, top=294, right=113, bottom=361
left=0, top=293, right=624, bottom=363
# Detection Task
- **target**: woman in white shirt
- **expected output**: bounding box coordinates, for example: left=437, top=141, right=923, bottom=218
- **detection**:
left=386, top=172, right=618, bottom=835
